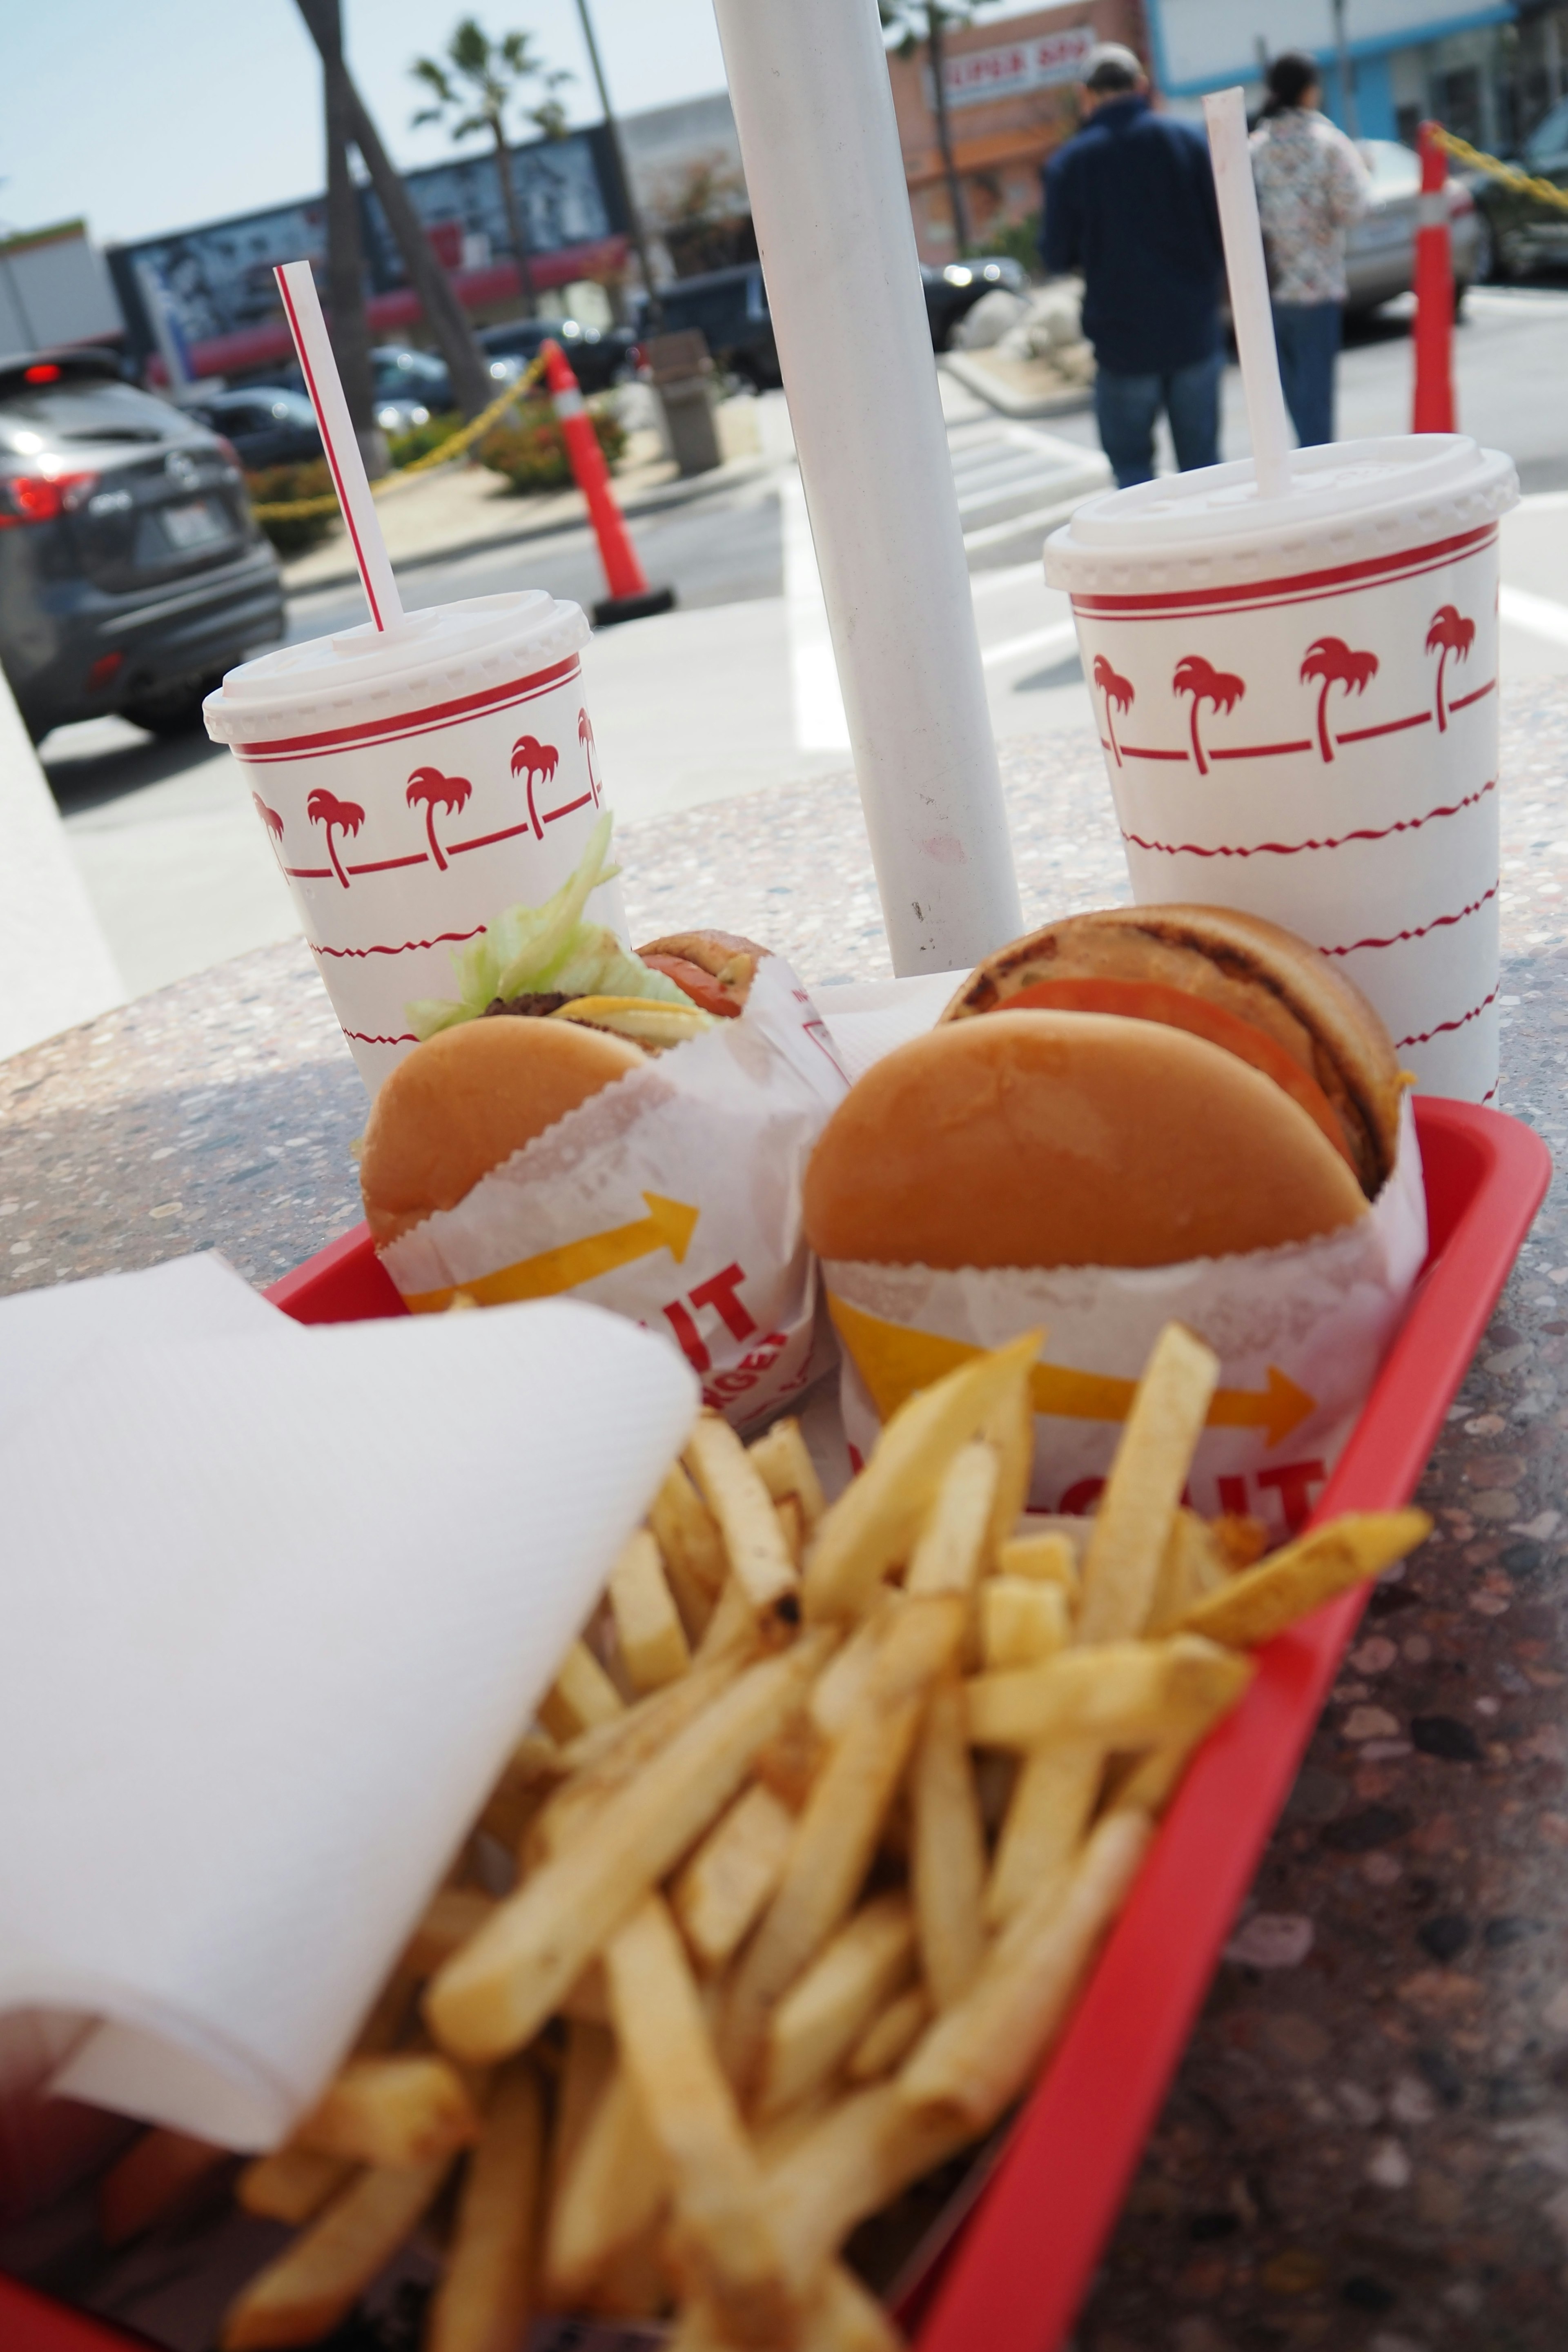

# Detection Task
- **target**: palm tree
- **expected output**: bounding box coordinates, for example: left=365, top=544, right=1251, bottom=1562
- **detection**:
left=307, top=788, right=365, bottom=888
left=880, top=2, right=977, bottom=258
left=578, top=706, right=601, bottom=805
left=411, top=18, right=573, bottom=320
left=1172, top=655, right=1245, bottom=776
left=1426, top=605, right=1475, bottom=732
left=406, top=767, right=473, bottom=870
left=1091, top=654, right=1134, bottom=768
left=1299, top=637, right=1379, bottom=763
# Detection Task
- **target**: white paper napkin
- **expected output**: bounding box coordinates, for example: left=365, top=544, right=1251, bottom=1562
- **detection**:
left=0, top=1297, right=696, bottom=2149
left=813, top=970, right=969, bottom=1083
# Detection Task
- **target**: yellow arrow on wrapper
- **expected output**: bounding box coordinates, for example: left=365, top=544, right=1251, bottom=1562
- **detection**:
left=405, top=1192, right=700, bottom=1314
left=828, top=1296, right=1316, bottom=1449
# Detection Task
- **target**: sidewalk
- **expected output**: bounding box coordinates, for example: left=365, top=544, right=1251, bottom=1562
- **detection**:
left=279, top=414, right=782, bottom=595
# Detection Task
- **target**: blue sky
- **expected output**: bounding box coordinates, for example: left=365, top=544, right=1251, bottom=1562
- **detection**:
left=4, top=0, right=1041, bottom=249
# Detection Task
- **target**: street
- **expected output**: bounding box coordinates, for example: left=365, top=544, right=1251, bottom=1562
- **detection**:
left=41, top=284, right=1568, bottom=1000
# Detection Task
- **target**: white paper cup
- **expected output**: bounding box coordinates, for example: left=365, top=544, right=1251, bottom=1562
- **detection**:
left=204, top=594, right=622, bottom=1094
left=1046, top=437, right=1519, bottom=1102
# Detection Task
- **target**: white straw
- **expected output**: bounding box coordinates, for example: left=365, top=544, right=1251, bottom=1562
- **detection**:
left=274, top=259, right=406, bottom=633
left=1202, top=87, right=1293, bottom=502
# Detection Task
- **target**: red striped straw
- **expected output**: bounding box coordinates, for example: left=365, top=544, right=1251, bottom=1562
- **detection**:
left=274, top=259, right=406, bottom=633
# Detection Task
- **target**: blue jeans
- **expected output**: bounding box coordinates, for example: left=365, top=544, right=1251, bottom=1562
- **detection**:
left=1272, top=301, right=1343, bottom=448
left=1093, top=354, right=1221, bottom=488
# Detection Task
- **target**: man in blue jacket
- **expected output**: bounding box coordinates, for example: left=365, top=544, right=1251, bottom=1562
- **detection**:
left=1042, top=44, right=1225, bottom=488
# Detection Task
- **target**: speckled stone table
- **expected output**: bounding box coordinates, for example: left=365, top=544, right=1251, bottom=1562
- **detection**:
left=5, top=684, right=1568, bottom=2352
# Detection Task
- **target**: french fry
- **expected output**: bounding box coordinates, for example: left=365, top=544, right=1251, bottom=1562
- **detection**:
left=719, top=1599, right=963, bottom=2089
left=982, top=1375, right=1034, bottom=1562
left=1143, top=1507, right=1229, bottom=1638
left=237, top=2147, right=355, bottom=2227
left=695, top=1576, right=765, bottom=1664
left=668, top=2263, right=899, bottom=2352
left=532, top=1650, right=754, bottom=1860
left=671, top=1782, right=798, bottom=1972
left=610, top=1528, right=693, bottom=1693
left=1211, top=1512, right=1270, bottom=1572
left=99, top=2126, right=227, bottom=2247
left=752, top=1708, right=826, bottom=1809
left=581, top=2223, right=670, bottom=2320
left=685, top=1412, right=801, bottom=1619
left=846, top=1982, right=931, bottom=2083
left=651, top=1459, right=730, bottom=1601
left=765, top=2082, right=969, bottom=2292
left=756, top=1892, right=915, bottom=2121
left=544, top=2061, right=668, bottom=2306
left=1075, top=1323, right=1219, bottom=1644
left=978, top=1576, right=1070, bottom=1669
left=1172, top=1508, right=1432, bottom=1649
left=900, top=1808, right=1153, bottom=2129
left=904, top=1441, right=999, bottom=1597
left=550, top=2019, right=616, bottom=2205
left=404, top=1887, right=498, bottom=1978
left=221, top=2154, right=453, bottom=2349
left=605, top=1895, right=797, bottom=2344
left=803, top=1330, right=1042, bottom=1620
left=774, top=1492, right=807, bottom=1571
left=746, top=1417, right=828, bottom=1527
left=1108, top=1717, right=1216, bottom=1819
left=293, top=2054, right=481, bottom=2169
left=985, top=1742, right=1104, bottom=1928
left=539, top=1641, right=626, bottom=1742
left=910, top=1677, right=987, bottom=2010
left=426, top=2060, right=544, bottom=2352
left=808, top=1593, right=893, bottom=1738
left=561, top=1958, right=611, bottom=2025
left=965, top=1634, right=1253, bottom=1752
left=998, top=1527, right=1081, bottom=1592
left=428, top=1635, right=832, bottom=2060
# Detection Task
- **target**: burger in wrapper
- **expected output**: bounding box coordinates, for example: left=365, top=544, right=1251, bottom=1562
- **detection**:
left=362, top=816, right=849, bottom=1428
left=804, top=907, right=1428, bottom=1537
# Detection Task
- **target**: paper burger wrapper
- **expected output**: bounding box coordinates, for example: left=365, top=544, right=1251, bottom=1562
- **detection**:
left=381, top=956, right=851, bottom=1428
left=826, top=1095, right=1427, bottom=1543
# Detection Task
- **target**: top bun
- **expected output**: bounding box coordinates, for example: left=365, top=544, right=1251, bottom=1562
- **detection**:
left=941, top=904, right=1403, bottom=1197
left=360, top=1016, right=644, bottom=1245
left=802, top=1010, right=1368, bottom=1271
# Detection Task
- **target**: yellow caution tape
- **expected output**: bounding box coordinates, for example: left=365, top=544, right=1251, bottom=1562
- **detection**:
left=1428, top=122, right=1568, bottom=216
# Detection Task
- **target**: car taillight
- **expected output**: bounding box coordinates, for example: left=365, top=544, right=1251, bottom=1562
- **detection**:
left=0, top=469, right=100, bottom=525
left=1448, top=184, right=1475, bottom=215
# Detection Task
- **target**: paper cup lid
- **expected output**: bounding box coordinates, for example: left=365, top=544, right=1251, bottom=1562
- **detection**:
left=1045, top=435, right=1518, bottom=595
left=203, top=592, right=590, bottom=745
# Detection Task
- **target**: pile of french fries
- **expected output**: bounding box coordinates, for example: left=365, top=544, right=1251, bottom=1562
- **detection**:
left=98, top=1323, right=1429, bottom=2352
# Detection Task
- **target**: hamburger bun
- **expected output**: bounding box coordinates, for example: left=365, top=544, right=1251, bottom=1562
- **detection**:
left=361, top=1016, right=644, bottom=1245
left=637, top=928, right=769, bottom=1020
left=802, top=1010, right=1368, bottom=1272
left=941, top=905, right=1403, bottom=1198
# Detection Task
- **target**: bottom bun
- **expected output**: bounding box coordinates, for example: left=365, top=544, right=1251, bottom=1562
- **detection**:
left=802, top=1010, right=1369, bottom=1270
left=361, top=1018, right=645, bottom=1246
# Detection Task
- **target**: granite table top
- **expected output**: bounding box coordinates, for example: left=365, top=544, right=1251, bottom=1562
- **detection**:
left=6, top=682, right=1568, bottom=2352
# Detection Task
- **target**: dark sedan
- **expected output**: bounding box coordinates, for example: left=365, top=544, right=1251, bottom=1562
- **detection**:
left=1470, top=95, right=1568, bottom=281
left=0, top=350, right=282, bottom=741
left=186, top=387, right=321, bottom=471
left=479, top=315, right=637, bottom=394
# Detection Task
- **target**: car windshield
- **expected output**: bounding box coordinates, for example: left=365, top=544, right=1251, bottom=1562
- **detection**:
left=0, top=377, right=176, bottom=444
left=1524, top=96, right=1568, bottom=168
left=375, top=349, right=447, bottom=388
left=1359, top=139, right=1420, bottom=195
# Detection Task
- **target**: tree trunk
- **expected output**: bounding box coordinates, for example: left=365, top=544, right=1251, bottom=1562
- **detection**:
left=490, top=119, right=539, bottom=318
left=927, top=7, right=971, bottom=258
left=573, top=0, right=661, bottom=325
left=295, top=0, right=383, bottom=473
left=341, top=74, right=494, bottom=418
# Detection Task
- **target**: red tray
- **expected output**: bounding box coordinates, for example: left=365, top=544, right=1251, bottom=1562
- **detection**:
left=2, top=1097, right=1548, bottom=2352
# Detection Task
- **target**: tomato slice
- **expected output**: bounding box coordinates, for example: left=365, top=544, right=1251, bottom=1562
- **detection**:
left=995, top=976, right=1356, bottom=1172
left=638, top=950, right=744, bottom=1018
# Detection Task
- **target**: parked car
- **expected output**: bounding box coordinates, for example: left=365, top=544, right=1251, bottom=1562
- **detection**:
left=0, top=349, right=282, bottom=742
left=369, top=344, right=454, bottom=434
left=1468, top=96, right=1568, bottom=281
left=479, top=315, right=637, bottom=394
left=186, top=387, right=321, bottom=470
left=1344, top=138, right=1484, bottom=312
left=922, top=256, right=1031, bottom=348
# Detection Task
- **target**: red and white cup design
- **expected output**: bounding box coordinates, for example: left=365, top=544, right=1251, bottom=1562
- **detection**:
left=205, top=595, right=620, bottom=1094
left=1047, top=437, right=1519, bottom=1102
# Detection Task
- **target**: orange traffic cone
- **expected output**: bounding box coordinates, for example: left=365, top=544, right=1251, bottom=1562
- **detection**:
left=1412, top=122, right=1457, bottom=434
left=541, top=339, right=676, bottom=626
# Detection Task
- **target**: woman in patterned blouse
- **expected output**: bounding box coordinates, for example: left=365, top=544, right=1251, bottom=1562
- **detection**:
left=1250, top=51, right=1369, bottom=448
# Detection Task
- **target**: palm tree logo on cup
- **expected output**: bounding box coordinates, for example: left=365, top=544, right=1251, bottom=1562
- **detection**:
left=252, top=793, right=285, bottom=858
left=511, top=733, right=561, bottom=838
left=405, top=767, right=473, bottom=871
left=1299, top=637, right=1379, bottom=763
left=1426, top=606, right=1475, bottom=732
left=1172, top=654, right=1245, bottom=776
left=1091, top=655, right=1134, bottom=768
left=578, top=707, right=601, bottom=807
left=307, top=788, right=365, bottom=889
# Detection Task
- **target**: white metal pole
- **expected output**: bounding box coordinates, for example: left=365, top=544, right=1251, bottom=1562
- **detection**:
left=710, top=0, right=1021, bottom=975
